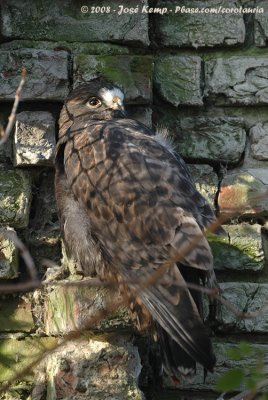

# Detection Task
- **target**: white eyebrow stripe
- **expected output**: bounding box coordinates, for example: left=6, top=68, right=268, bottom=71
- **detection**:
left=99, top=87, right=124, bottom=105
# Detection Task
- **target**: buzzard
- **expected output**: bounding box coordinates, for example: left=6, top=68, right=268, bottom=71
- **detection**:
left=55, top=78, right=219, bottom=380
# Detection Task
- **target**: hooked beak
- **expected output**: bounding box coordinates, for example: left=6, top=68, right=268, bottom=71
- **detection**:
left=112, top=96, right=126, bottom=118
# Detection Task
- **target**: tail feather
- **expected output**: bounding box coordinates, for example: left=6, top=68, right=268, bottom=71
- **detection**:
left=136, top=265, right=215, bottom=378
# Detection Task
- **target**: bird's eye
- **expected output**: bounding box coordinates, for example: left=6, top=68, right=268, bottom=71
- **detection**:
left=87, top=97, right=102, bottom=108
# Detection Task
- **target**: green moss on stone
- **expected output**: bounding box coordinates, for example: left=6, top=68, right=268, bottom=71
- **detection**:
left=0, top=167, right=31, bottom=228
left=0, top=337, right=57, bottom=382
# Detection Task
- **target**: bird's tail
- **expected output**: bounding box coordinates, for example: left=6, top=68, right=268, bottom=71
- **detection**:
left=137, top=265, right=216, bottom=380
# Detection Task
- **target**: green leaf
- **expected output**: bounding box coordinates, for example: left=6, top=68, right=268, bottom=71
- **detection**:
left=239, top=341, right=252, bottom=356
left=228, top=347, right=242, bottom=361
left=215, top=368, right=245, bottom=392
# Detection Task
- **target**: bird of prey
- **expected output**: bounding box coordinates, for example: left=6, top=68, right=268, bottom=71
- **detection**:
left=55, top=77, right=220, bottom=380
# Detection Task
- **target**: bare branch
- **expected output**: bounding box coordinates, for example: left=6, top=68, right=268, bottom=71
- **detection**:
left=0, top=68, right=27, bottom=146
left=0, top=229, right=40, bottom=293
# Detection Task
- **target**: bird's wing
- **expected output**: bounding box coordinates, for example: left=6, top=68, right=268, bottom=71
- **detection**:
left=62, top=121, right=216, bottom=374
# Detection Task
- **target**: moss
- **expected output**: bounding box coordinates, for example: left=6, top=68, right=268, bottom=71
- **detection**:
left=0, top=337, right=57, bottom=382
left=0, top=297, right=34, bottom=332
left=0, top=168, right=31, bottom=228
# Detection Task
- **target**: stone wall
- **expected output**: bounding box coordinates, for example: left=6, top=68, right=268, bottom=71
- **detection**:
left=0, top=1, right=268, bottom=399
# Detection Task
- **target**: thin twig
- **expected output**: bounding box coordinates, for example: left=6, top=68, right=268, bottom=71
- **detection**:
left=0, top=68, right=27, bottom=146
left=0, top=229, right=40, bottom=293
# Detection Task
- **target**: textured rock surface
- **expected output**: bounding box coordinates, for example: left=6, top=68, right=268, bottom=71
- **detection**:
left=187, top=164, right=218, bottom=206
left=45, top=335, right=143, bottom=400
left=155, top=0, right=245, bottom=48
left=216, top=283, right=268, bottom=333
left=0, top=49, right=69, bottom=101
left=45, top=285, right=132, bottom=335
left=164, top=341, right=268, bottom=391
left=208, top=224, right=265, bottom=272
left=249, top=122, right=268, bottom=161
left=157, top=115, right=245, bottom=163
left=14, top=111, right=56, bottom=166
left=254, top=1, right=268, bottom=47
left=205, top=56, right=268, bottom=105
left=0, top=166, right=31, bottom=228
left=0, top=40, right=134, bottom=55
left=154, top=56, right=203, bottom=106
left=74, top=55, right=153, bottom=104
left=1, top=0, right=149, bottom=46
left=218, top=168, right=268, bottom=217
left=0, top=228, right=18, bottom=279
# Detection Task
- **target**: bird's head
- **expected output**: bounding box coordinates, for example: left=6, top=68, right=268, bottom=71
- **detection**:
left=60, top=78, right=126, bottom=127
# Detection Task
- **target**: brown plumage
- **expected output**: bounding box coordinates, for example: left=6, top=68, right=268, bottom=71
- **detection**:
left=55, top=77, right=220, bottom=380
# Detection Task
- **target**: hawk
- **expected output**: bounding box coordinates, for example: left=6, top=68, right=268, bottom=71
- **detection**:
left=55, top=78, right=220, bottom=380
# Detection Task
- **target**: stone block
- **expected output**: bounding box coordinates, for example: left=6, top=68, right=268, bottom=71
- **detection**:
left=0, top=166, right=31, bottom=228
left=218, top=168, right=268, bottom=217
left=0, top=49, right=69, bottom=101
left=0, top=296, right=34, bottom=332
left=45, top=334, right=143, bottom=400
left=45, top=285, right=132, bottom=335
left=249, top=122, right=268, bottom=161
left=73, top=55, right=153, bottom=104
left=215, top=283, right=268, bottom=333
left=243, top=122, right=268, bottom=168
left=14, top=112, right=56, bottom=167
left=1, top=0, right=149, bottom=46
left=0, top=337, right=57, bottom=382
left=254, top=1, right=268, bottom=47
left=208, top=224, right=265, bottom=272
left=155, top=0, right=245, bottom=48
left=0, top=40, right=134, bottom=55
left=154, top=56, right=203, bottom=106
left=156, top=115, right=245, bottom=163
left=0, top=228, right=18, bottom=279
left=164, top=341, right=268, bottom=391
left=205, top=56, right=268, bottom=105
left=187, top=164, right=218, bottom=206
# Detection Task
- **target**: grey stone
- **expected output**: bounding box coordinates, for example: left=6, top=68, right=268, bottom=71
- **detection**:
left=0, top=166, right=31, bottom=228
left=205, top=56, right=268, bottom=105
left=156, top=115, right=245, bottom=163
left=73, top=55, right=153, bottom=104
left=45, top=334, right=143, bottom=400
left=187, top=164, right=218, bottom=206
left=14, top=112, right=56, bottom=167
left=0, top=228, right=18, bottom=279
left=154, top=56, right=203, bottom=106
left=0, top=49, right=69, bottom=101
left=249, top=122, right=268, bottom=161
left=218, top=168, right=268, bottom=217
left=155, top=0, right=245, bottom=48
left=0, top=40, right=134, bottom=55
left=208, top=224, right=265, bottom=272
left=254, top=1, right=268, bottom=47
left=1, top=0, right=149, bottom=46
left=164, top=341, right=268, bottom=391
left=216, top=282, right=268, bottom=333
